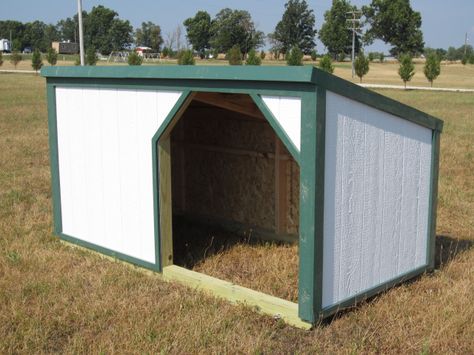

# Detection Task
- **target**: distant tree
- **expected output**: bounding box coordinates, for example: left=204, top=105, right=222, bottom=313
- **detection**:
left=57, top=16, right=80, bottom=42
left=319, top=54, right=334, bottom=73
left=423, top=53, right=440, bottom=87
left=84, top=6, right=133, bottom=55
left=0, top=52, right=3, bottom=67
left=469, top=54, right=474, bottom=65
left=310, top=49, right=317, bottom=61
left=128, top=51, right=143, bottom=65
left=286, top=46, right=303, bottom=66
left=368, top=52, right=376, bottom=62
left=10, top=51, right=22, bottom=69
left=319, top=0, right=360, bottom=59
left=135, top=21, right=163, bottom=53
left=31, top=48, right=43, bottom=73
left=227, top=45, right=243, bottom=65
left=183, top=11, right=212, bottom=59
left=363, top=0, right=424, bottom=56
left=354, top=51, right=369, bottom=82
left=246, top=49, right=261, bottom=65
left=210, top=9, right=264, bottom=56
left=86, top=47, right=98, bottom=65
left=398, top=54, right=415, bottom=88
left=337, top=52, right=346, bottom=62
left=424, top=47, right=446, bottom=61
left=379, top=52, right=385, bottom=62
left=461, top=56, right=468, bottom=65
left=271, top=0, right=317, bottom=55
left=177, top=49, right=195, bottom=65
left=0, top=20, right=26, bottom=50
left=46, top=47, right=58, bottom=66
left=446, top=46, right=457, bottom=62
left=260, top=51, right=266, bottom=60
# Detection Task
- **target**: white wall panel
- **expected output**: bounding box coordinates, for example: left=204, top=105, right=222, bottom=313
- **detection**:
left=56, top=87, right=181, bottom=264
left=323, top=91, right=432, bottom=308
left=261, top=95, right=301, bottom=151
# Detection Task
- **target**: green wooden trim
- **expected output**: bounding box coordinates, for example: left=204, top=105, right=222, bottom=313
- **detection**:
left=46, top=84, right=62, bottom=235
left=297, top=89, right=323, bottom=323
left=311, top=69, right=444, bottom=132
left=152, top=91, right=193, bottom=271
left=427, top=131, right=441, bottom=269
left=59, top=233, right=160, bottom=271
left=41, top=65, right=316, bottom=83
left=320, top=264, right=429, bottom=318
left=46, top=77, right=313, bottom=97
left=42, top=66, right=443, bottom=133
left=250, top=93, right=300, bottom=163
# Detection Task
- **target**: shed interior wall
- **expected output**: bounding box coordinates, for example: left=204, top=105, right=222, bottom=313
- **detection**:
left=169, top=94, right=300, bottom=242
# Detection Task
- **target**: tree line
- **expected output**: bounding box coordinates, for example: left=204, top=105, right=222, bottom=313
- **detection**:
left=0, top=0, right=428, bottom=57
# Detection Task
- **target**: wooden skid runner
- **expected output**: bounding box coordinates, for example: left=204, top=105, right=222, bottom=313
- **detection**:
left=162, top=265, right=312, bottom=330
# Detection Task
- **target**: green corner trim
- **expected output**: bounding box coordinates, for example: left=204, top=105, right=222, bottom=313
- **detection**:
left=427, top=131, right=441, bottom=269
left=46, top=84, right=62, bottom=235
left=297, top=88, right=324, bottom=323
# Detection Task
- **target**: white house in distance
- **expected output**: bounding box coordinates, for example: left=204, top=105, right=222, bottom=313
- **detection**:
left=0, top=39, right=11, bottom=52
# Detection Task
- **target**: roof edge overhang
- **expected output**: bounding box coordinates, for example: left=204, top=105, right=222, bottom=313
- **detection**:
left=41, top=65, right=443, bottom=132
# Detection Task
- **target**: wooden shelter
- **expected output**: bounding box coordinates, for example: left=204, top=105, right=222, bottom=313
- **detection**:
left=42, top=66, right=443, bottom=328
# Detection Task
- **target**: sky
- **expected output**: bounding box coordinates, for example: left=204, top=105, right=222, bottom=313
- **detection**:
left=0, top=0, right=473, bottom=52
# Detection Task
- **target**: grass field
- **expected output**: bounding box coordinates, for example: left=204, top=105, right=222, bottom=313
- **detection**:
left=1, top=72, right=474, bottom=353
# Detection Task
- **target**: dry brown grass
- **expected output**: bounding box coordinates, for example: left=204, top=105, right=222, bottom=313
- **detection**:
left=1, top=73, right=474, bottom=353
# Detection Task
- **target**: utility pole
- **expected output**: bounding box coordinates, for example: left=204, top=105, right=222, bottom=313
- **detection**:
left=346, top=11, right=362, bottom=79
left=77, top=0, right=85, bottom=66
left=464, top=32, right=468, bottom=58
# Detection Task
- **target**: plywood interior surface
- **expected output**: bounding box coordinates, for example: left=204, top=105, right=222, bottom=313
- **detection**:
left=170, top=94, right=300, bottom=237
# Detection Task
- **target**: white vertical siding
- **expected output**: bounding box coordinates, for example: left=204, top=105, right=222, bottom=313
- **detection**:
left=55, top=87, right=181, bottom=264
left=323, top=91, right=432, bottom=308
left=261, top=96, right=301, bottom=151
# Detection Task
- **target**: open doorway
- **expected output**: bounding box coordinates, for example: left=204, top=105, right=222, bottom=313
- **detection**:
left=160, top=92, right=300, bottom=302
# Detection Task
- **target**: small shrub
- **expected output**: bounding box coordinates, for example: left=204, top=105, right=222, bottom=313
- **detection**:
left=10, top=51, right=22, bottom=69
left=286, top=46, right=303, bottom=66
left=212, top=48, right=219, bottom=59
left=177, top=49, right=195, bottom=65
left=469, top=55, right=474, bottom=65
left=354, top=51, right=369, bottom=82
left=260, top=51, right=266, bottom=60
left=398, top=54, right=415, bottom=88
left=46, top=47, right=58, bottom=66
left=319, top=54, right=334, bottom=74
left=74, top=56, right=81, bottom=66
left=161, top=47, right=170, bottom=58
left=246, top=49, right=261, bottom=65
left=461, top=56, right=468, bottom=65
left=379, top=52, right=385, bottom=63
left=31, top=49, right=43, bottom=73
left=86, top=47, right=98, bottom=66
left=128, top=51, right=143, bottom=66
left=423, top=53, right=441, bottom=87
left=337, top=52, right=345, bottom=62
left=227, top=45, right=242, bottom=65
left=310, top=49, right=317, bottom=61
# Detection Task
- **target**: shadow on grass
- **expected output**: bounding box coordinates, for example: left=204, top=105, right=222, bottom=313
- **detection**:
left=172, top=216, right=285, bottom=269
left=435, top=234, right=474, bottom=269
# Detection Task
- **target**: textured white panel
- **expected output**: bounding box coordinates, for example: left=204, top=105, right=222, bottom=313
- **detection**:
left=323, top=91, right=432, bottom=308
left=56, top=87, right=181, bottom=263
left=261, top=95, right=301, bottom=151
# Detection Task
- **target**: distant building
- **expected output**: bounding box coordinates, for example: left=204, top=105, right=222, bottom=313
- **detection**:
left=135, top=46, right=153, bottom=57
left=52, top=41, right=79, bottom=54
left=0, top=39, right=11, bottom=52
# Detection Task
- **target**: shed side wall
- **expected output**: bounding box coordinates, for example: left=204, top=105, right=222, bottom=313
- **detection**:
left=55, top=87, right=181, bottom=263
left=322, top=91, right=432, bottom=308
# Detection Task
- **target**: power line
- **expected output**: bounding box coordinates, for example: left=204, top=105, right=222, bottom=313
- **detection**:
left=346, top=11, right=362, bottom=79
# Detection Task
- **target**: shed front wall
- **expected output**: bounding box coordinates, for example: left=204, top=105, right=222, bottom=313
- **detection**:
left=55, top=87, right=181, bottom=264
left=322, top=91, right=433, bottom=309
